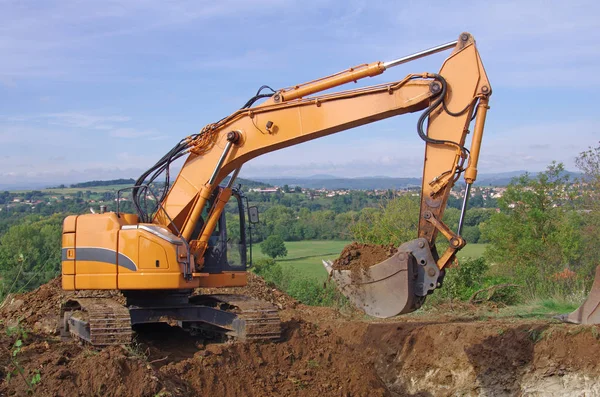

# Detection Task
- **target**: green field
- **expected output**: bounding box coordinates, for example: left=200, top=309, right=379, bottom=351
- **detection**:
left=252, top=240, right=488, bottom=282
left=458, top=243, right=487, bottom=260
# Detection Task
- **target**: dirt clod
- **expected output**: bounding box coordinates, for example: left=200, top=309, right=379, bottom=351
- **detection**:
left=332, top=242, right=397, bottom=271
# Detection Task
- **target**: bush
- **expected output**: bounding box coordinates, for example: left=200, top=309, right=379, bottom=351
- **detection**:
left=253, top=258, right=285, bottom=288
left=286, top=278, right=342, bottom=307
left=441, top=257, right=489, bottom=300
left=431, top=258, right=522, bottom=306
left=252, top=258, right=347, bottom=307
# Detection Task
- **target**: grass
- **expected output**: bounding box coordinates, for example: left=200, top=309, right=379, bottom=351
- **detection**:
left=493, top=298, right=581, bottom=319
left=458, top=243, right=487, bottom=260
left=252, top=240, right=488, bottom=283
left=253, top=240, right=350, bottom=282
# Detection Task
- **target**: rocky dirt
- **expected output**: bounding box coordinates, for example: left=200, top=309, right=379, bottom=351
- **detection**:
left=2, top=277, right=600, bottom=396
left=331, top=242, right=397, bottom=271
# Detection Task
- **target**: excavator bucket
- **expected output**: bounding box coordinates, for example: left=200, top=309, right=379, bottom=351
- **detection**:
left=322, top=238, right=438, bottom=318
left=556, top=265, right=600, bottom=325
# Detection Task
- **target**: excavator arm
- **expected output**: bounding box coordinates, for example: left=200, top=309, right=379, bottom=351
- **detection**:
left=153, top=34, right=487, bottom=244
left=132, top=32, right=491, bottom=317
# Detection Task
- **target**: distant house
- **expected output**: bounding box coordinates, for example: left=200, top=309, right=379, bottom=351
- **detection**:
left=249, top=188, right=279, bottom=193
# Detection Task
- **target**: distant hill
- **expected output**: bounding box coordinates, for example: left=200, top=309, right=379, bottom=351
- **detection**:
left=256, top=177, right=422, bottom=190
left=2, top=170, right=582, bottom=192
left=45, top=177, right=272, bottom=191
left=255, top=170, right=583, bottom=190
left=225, top=177, right=273, bottom=189
left=476, top=170, right=582, bottom=186
left=68, top=178, right=136, bottom=188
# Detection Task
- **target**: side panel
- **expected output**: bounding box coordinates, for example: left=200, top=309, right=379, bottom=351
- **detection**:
left=61, top=221, right=76, bottom=276
left=61, top=215, right=77, bottom=290
left=117, top=228, right=200, bottom=290
left=74, top=213, right=121, bottom=289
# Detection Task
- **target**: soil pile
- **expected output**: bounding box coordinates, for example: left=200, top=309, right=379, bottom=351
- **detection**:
left=158, top=319, right=388, bottom=397
left=1, top=278, right=123, bottom=334
left=0, top=332, right=178, bottom=397
left=332, top=242, right=397, bottom=271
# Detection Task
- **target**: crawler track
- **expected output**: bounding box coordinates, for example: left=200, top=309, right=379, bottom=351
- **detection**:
left=60, top=298, right=133, bottom=346
left=201, top=294, right=282, bottom=341
left=60, top=294, right=281, bottom=346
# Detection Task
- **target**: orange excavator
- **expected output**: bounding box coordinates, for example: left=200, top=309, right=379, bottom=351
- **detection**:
left=60, top=32, right=493, bottom=345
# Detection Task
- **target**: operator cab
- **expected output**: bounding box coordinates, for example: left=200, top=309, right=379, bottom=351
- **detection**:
left=202, top=187, right=258, bottom=273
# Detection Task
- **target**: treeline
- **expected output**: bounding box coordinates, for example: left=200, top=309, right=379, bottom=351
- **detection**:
left=68, top=178, right=135, bottom=188
left=0, top=214, right=63, bottom=298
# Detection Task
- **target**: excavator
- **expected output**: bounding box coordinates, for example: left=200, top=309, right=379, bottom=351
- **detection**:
left=59, top=32, right=493, bottom=345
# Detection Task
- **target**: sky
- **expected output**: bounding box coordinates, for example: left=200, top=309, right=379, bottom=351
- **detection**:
left=0, top=0, right=599, bottom=188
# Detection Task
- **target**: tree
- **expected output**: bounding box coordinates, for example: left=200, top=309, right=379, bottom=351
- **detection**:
left=481, top=162, right=582, bottom=296
left=0, top=214, right=62, bottom=297
left=260, top=235, right=288, bottom=259
left=351, top=195, right=419, bottom=245
left=576, top=142, right=600, bottom=279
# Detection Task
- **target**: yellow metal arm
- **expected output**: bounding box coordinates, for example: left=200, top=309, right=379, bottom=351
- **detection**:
left=153, top=32, right=491, bottom=268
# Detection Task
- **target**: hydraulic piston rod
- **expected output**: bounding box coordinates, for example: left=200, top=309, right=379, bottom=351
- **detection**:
left=382, top=41, right=458, bottom=69
left=279, top=38, right=459, bottom=102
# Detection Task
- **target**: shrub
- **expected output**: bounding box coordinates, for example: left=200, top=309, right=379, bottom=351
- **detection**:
left=253, top=258, right=285, bottom=288
left=286, top=278, right=341, bottom=306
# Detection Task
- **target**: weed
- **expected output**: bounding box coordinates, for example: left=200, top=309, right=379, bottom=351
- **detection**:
left=30, top=370, right=41, bottom=386
left=496, top=328, right=505, bottom=335
left=288, top=377, right=307, bottom=390
left=567, top=326, right=585, bottom=336
left=2, top=320, right=37, bottom=393
left=527, top=328, right=544, bottom=343
left=124, top=339, right=149, bottom=361
left=307, top=359, right=319, bottom=368
left=83, top=348, right=99, bottom=358
left=541, top=328, right=555, bottom=340
left=591, top=326, right=600, bottom=340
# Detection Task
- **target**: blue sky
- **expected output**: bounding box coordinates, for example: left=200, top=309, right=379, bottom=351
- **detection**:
left=0, top=0, right=598, bottom=188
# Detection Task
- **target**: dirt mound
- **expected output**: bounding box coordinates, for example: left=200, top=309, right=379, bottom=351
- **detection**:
left=332, top=242, right=396, bottom=271
left=158, top=319, right=388, bottom=396
left=0, top=332, right=177, bottom=397
left=1, top=278, right=70, bottom=333
left=1, top=278, right=123, bottom=334
left=199, top=272, right=298, bottom=310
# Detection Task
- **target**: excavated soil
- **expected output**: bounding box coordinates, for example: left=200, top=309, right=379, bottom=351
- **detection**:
left=1, top=278, right=124, bottom=335
left=331, top=242, right=397, bottom=271
left=2, top=276, right=600, bottom=396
